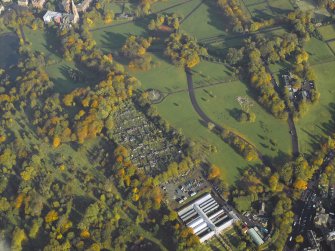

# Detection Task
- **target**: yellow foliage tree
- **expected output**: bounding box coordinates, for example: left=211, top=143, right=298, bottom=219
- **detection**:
left=293, top=179, right=307, bottom=190
left=80, top=229, right=90, bottom=239
left=45, top=210, right=59, bottom=223
left=208, top=165, right=221, bottom=180
left=53, top=136, right=61, bottom=148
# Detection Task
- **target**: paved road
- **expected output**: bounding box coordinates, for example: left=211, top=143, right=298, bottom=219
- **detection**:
left=266, top=65, right=299, bottom=157
left=185, top=68, right=268, bottom=166
left=285, top=150, right=335, bottom=250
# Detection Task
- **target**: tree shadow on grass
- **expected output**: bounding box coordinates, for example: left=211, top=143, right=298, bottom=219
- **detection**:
left=301, top=128, right=325, bottom=154
left=70, top=196, right=95, bottom=224
left=133, top=15, right=152, bottom=32
left=263, top=150, right=291, bottom=168
left=227, top=108, right=242, bottom=122
left=252, top=9, right=274, bottom=21
left=268, top=6, right=293, bottom=16
left=41, top=27, right=66, bottom=60
left=101, top=31, right=127, bottom=51
left=319, top=103, right=335, bottom=135
left=202, top=0, right=230, bottom=34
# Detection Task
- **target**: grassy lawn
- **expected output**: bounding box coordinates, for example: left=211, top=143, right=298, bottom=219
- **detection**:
left=129, top=52, right=187, bottom=92
left=191, top=61, right=235, bottom=87
left=295, top=60, right=335, bottom=154
left=328, top=41, right=335, bottom=54
left=23, top=27, right=63, bottom=62
left=268, top=0, right=294, bottom=13
left=92, top=21, right=147, bottom=52
left=318, top=24, right=335, bottom=41
left=242, top=0, right=266, bottom=7
left=305, top=37, right=335, bottom=64
left=296, top=0, right=330, bottom=16
left=152, top=0, right=199, bottom=14
left=192, top=73, right=291, bottom=159
left=155, top=90, right=253, bottom=184
left=180, top=0, right=228, bottom=40
left=45, top=61, right=98, bottom=94
left=247, top=2, right=274, bottom=20
left=0, top=32, right=19, bottom=69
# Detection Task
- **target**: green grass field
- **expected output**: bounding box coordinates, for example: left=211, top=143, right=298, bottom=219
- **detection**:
left=296, top=60, right=335, bottom=154
left=318, top=24, right=335, bottom=41
left=192, top=73, right=291, bottom=159
left=23, top=27, right=63, bottom=62
left=0, top=32, right=19, bottom=69
left=180, top=0, right=228, bottom=40
left=155, top=90, right=254, bottom=184
left=92, top=21, right=147, bottom=52
left=247, top=2, right=274, bottom=20
left=328, top=41, right=335, bottom=54
left=24, top=27, right=97, bottom=93
left=191, top=61, right=235, bottom=87
left=268, top=0, right=294, bottom=13
left=305, top=37, right=335, bottom=64
left=243, top=0, right=265, bottom=7
left=129, top=52, right=187, bottom=92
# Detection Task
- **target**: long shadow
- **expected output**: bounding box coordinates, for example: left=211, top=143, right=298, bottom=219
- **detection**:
left=202, top=0, right=230, bottom=34
left=43, top=27, right=63, bottom=58
left=264, top=150, right=291, bottom=167
left=227, top=108, right=242, bottom=122
left=101, top=31, right=127, bottom=51
left=317, top=102, right=335, bottom=136
left=300, top=128, right=324, bottom=153
left=0, top=33, right=19, bottom=69
left=268, top=6, right=293, bottom=16
left=252, top=9, right=274, bottom=21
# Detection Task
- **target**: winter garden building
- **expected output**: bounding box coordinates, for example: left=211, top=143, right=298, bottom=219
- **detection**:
left=178, top=193, right=236, bottom=243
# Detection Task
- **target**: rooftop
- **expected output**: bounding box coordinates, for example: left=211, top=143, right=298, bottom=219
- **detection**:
left=178, top=193, right=234, bottom=242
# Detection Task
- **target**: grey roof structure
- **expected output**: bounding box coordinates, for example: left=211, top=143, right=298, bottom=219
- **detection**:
left=178, top=193, right=234, bottom=243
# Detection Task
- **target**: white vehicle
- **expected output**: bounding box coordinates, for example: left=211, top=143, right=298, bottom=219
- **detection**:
left=293, top=222, right=296, bottom=226
left=289, top=236, right=293, bottom=242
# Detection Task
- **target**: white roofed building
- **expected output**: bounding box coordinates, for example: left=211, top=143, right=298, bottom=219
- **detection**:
left=43, top=10, right=62, bottom=23
left=178, top=193, right=236, bottom=243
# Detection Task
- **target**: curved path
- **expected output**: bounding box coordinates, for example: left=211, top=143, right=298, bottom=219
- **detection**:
left=185, top=68, right=268, bottom=166
left=266, top=65, right=299, bottom=157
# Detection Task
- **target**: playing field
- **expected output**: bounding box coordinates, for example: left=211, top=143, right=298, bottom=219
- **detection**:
left=295, top=60, right=335, bottom=154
